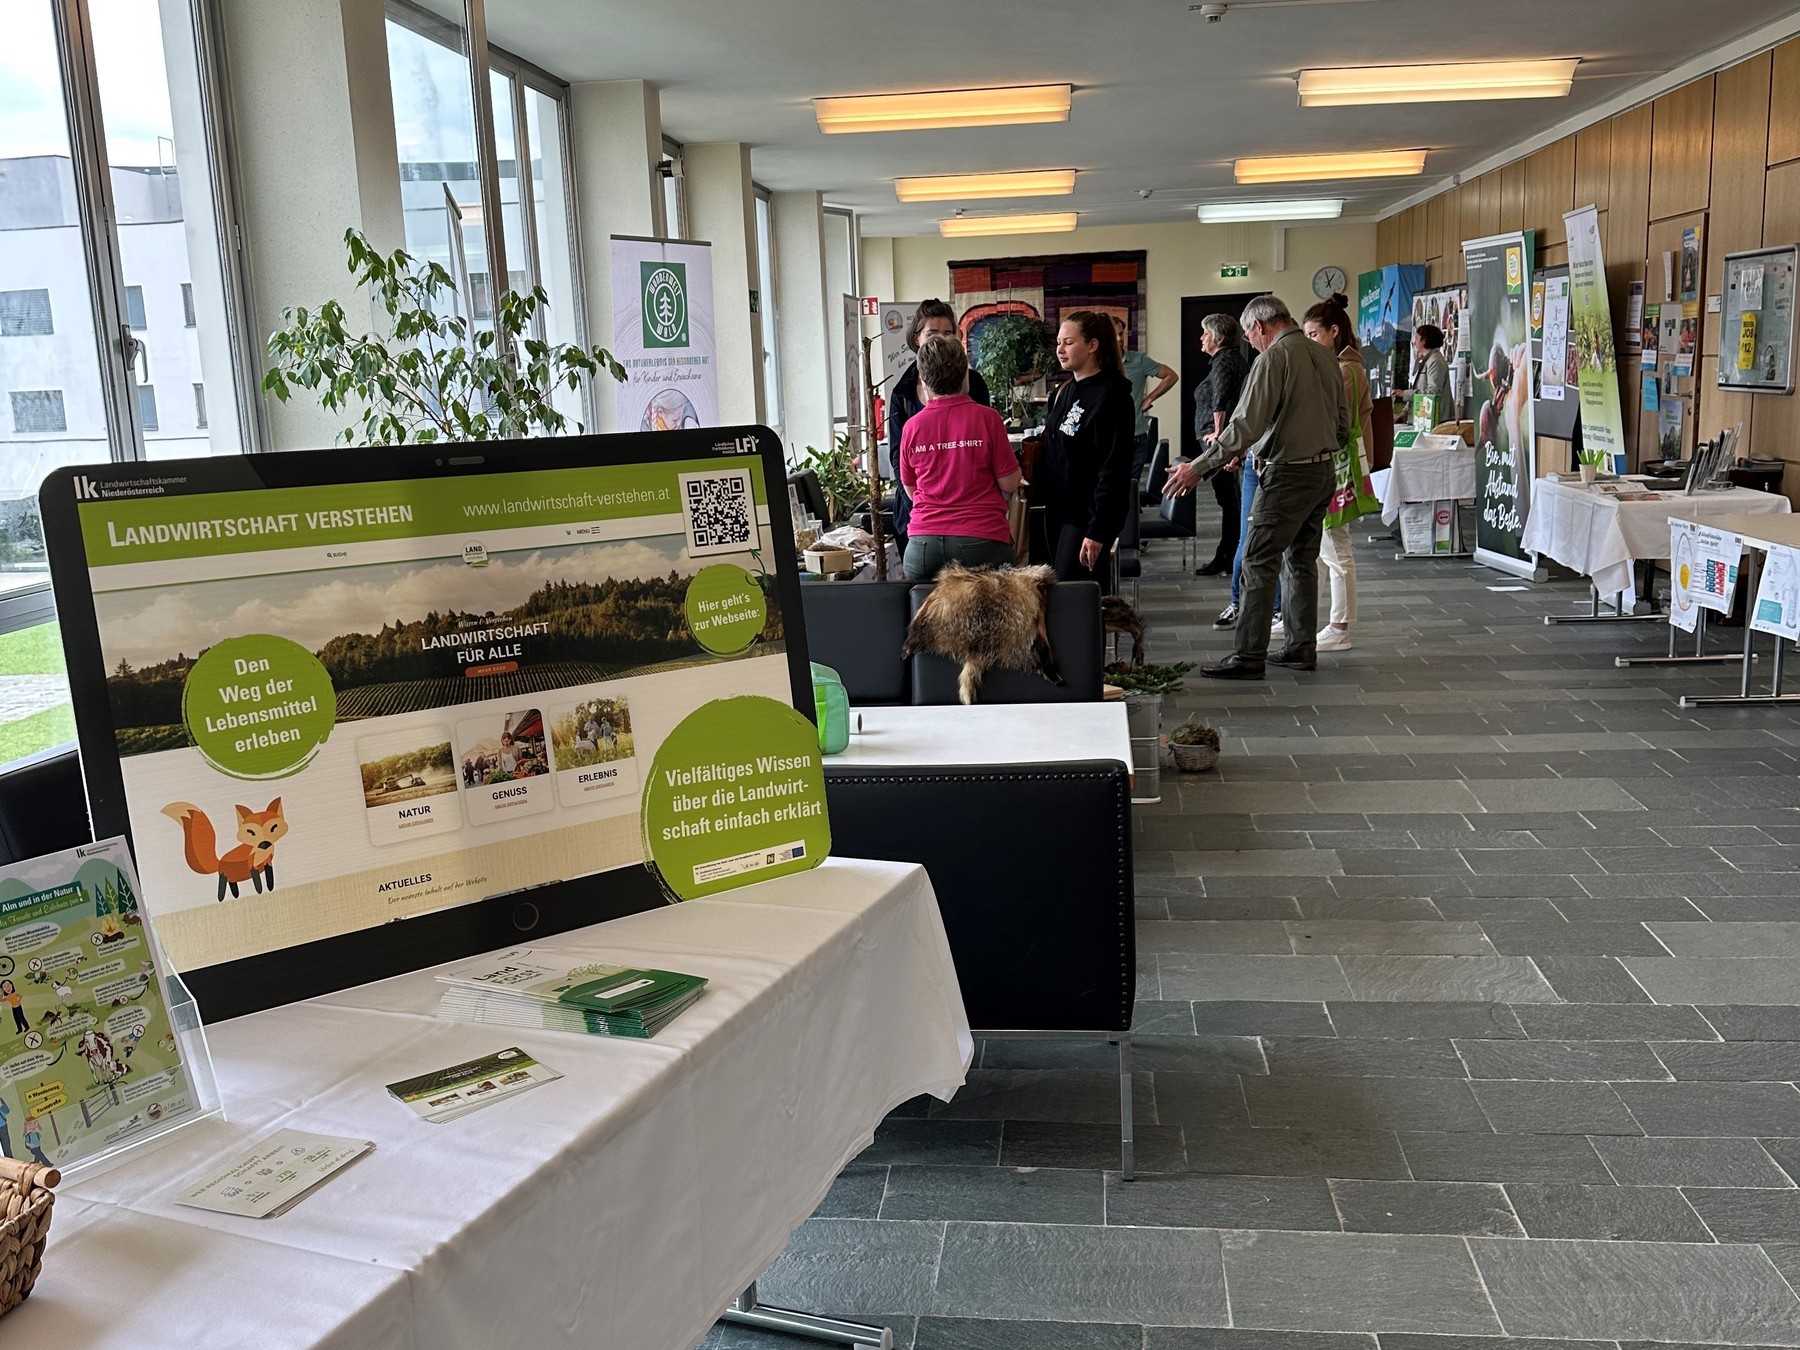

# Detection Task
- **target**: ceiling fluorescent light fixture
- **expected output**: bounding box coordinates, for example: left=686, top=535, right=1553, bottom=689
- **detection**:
left=1198, top=199, right=1343, bottom=224
left=896, top=169, right=1076, bottom=202
left=816, top=84, right=1073, bottom=135
left=1235, top=150, right=1427, bottom=184
left=1298, top=59, right=1579, bottom=107
left=938, top=211, right=1077, bottom=238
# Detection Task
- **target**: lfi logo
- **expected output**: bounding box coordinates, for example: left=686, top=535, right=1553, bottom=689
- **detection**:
left=642, top=261, right=689, bottom=349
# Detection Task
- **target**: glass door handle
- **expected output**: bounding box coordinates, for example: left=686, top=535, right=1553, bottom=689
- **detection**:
left=120, top=325, right=146, bottom=383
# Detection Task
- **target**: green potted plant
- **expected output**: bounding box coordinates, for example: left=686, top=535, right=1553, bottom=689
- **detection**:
left=1168, top=715, right=1222, bottom=773
left=972, top=315, right=1054, bottom=428
left=1577, top=445, right=1605, bottom=485
left=793, top=434, right=868, bottom=526
left=263, top=230, right=625, bottom=444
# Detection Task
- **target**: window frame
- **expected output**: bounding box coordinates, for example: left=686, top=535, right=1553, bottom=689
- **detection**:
left=753, top=182, right=781, bottom=436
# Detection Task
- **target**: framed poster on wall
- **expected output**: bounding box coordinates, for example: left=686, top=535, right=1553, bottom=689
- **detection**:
left=1718, top=245, right=1798, bottom=394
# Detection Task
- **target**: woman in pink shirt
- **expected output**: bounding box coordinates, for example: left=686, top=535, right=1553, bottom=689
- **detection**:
left=899, top=334, right=1022, bottom=581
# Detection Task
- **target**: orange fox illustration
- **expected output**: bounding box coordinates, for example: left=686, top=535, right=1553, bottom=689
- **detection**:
left=161, top=800, right=289, bottom=901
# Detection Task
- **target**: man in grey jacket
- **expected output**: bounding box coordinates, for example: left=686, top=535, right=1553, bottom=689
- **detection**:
left=1164, top=294, right=1348, bottom=679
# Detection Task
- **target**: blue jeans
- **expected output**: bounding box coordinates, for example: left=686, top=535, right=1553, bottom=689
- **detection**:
left=1230, top=460, right=1281, bottom=612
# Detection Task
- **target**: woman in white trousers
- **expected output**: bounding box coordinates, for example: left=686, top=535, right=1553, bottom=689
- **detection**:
left=1301, top=294, right=1377, bottom=652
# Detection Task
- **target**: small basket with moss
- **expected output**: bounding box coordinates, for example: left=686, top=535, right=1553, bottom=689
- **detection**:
left=1168, top=715, right=1222, bottom=773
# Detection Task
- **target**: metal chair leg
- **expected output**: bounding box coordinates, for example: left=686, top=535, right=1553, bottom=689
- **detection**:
left=1114, top=1034, right=1134, bottom=1181
left=722, top=1283, right=894, bottom=1347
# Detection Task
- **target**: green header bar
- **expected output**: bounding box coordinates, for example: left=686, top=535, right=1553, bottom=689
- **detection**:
left=0, top=882, right=81, bottom=925
left=78, top=459, right=766, bottom=566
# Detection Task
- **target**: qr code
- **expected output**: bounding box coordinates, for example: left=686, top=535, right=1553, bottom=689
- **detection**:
left=679, top=468, right=760, bottom=557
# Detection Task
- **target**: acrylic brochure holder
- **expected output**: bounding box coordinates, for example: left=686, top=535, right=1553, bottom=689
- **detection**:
left=59, top=968, right=224, bottom=1185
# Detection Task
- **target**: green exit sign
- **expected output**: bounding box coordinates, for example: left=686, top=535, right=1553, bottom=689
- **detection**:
left=1220, top=262, right=1251, bottom=279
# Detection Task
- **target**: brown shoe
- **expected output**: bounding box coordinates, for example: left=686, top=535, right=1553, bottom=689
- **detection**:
left=1201, top=655, right=1266, bottom=680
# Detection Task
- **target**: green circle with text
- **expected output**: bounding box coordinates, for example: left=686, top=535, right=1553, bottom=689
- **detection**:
left=684, top=564, right=767, bottom=655
left=182, top=634, right=337, bottom=780
left=642, top=696, right=829, bottom=902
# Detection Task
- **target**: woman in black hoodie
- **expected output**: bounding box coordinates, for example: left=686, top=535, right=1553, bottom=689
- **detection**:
left=1037, top=309, right=1135, bottom=585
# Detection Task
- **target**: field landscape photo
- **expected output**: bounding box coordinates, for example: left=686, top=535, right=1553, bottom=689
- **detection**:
left=94, top=536, right=784, bottom=755
left=360, top=739, right=456, bottom=809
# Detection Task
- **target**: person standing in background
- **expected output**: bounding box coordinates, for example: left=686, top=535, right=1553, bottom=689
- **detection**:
left=1411, top=323, right=1452, bottom=423
left=1303, top=295, right=1378, bottom=653
left=1188, top=312, right=1249, bottom=579
left=899, top=334, right=1022, bottom=581
left=1112, top=315, right=1177, bottom=483
left=1037, top=311, right=1136, bottom=586
left=887, top=299, right=993, bottom=544
left=1164, top=294, right=1347, bottom=679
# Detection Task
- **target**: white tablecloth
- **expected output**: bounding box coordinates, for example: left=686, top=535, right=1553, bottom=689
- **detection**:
left=834, top=703, right=1132, bottom=771
left=1380, top=442, right=1479, bottom=525
left=1520, top=478, right=1791, bottom=602
left=20, top=860, right=971, bottom=1350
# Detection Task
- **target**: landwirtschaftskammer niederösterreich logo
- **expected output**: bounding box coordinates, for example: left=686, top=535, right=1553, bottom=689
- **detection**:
left=642, top=261, right=689, bottom=348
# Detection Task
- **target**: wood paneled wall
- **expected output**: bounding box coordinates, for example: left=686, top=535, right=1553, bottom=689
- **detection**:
left=1377, top=39, right=1800, bottom=499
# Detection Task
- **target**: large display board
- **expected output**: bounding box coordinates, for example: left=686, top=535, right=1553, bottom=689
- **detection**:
left=40, top=429, right=809, bottom=1019
left=1464, top=231, right=1541, bottom=580
left=1717, top=244, right=1798, bottom=394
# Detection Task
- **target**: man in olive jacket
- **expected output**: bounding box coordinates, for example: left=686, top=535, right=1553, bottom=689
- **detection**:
left=1164, top=294, right=1348, bottom=679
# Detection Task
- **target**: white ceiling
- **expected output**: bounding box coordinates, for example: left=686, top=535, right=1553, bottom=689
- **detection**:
left=482, top=0, right=1800, bottom=236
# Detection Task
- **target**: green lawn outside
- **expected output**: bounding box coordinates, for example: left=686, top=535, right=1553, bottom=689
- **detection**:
left=0, top=623, right=69, bottom=677
left=0, top=703, right=76, bottom=765
left=0, top=624, right=76, bottom=766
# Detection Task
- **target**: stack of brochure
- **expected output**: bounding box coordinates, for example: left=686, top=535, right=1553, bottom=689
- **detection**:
left=435, top=948, right=707, bottom=1039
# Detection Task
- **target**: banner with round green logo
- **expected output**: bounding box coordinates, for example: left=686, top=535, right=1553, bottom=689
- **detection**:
left=181, top=634, right=337, bottom=779
left=641, top=696, right=829, bottom=901
left=684, top=564, right=767, bottom=655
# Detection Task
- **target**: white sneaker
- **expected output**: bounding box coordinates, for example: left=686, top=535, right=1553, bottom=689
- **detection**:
left=1316, top=627, right=1352, bottom=652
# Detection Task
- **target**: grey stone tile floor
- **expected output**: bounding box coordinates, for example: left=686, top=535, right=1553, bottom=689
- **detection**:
left=702, top=534, right=1800, bottom=1348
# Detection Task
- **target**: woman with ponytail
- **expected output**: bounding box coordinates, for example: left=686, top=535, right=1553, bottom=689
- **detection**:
left=1301, top=293, right=1378, bottom=652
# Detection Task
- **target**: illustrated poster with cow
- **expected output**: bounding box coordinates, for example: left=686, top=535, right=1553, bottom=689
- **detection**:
left=0, top=837, right=197, bottom=1173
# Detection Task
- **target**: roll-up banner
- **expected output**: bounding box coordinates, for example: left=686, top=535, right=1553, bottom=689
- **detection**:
left=1464, top=231, right=1543, bottom=580
left=1564, top=206, right=1629, bottom=476
left=610, top=237, right=719, bottom=433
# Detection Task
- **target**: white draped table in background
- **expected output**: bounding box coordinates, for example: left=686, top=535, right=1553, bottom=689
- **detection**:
left=17, top=860, right=971, bottom=1350
left=1520, top=477, right=1790, bottom=602
left=1379, top=440, right=1480, bottom=526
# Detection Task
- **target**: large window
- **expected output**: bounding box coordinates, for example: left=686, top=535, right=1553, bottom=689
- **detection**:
left=0, top=0, right=251, bottom=766
left=824, top=206, right=858, bottom=424
left=754, top=186, right=781, bottom=436
left=386, top=1, right=586, bottom=423
left=0, top=291, right=54, bottom=337
left=658, top=137, right=685, bottom=241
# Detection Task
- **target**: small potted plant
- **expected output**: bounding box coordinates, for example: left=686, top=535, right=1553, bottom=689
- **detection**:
left=1168, top=715, right=1222, bottom=773
left=1577, top=445, right=1605, bottom=485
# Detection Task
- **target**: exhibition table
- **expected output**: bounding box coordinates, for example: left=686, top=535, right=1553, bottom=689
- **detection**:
left=1379, top=440, right=1478, bottom=527
left=833, top=702, right=1132, bottom=773
left=1519, top=477, right=1789, bottom=606
left=18, top=860, right=972, bottom=1350
left=1672, top=512, right=1800, bottom=710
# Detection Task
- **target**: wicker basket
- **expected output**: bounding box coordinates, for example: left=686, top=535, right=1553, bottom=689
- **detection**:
left=1169, top=740, right=1220, bottom=773
left=0, top=1155, right=59, bottom=1318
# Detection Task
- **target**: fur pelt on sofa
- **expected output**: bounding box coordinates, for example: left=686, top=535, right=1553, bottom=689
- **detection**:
left=899, top=564, right=1064, bottom=705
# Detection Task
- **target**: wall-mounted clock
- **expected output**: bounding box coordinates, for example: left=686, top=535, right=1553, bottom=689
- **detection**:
left=1313, top=266, right=1348, bottom=300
